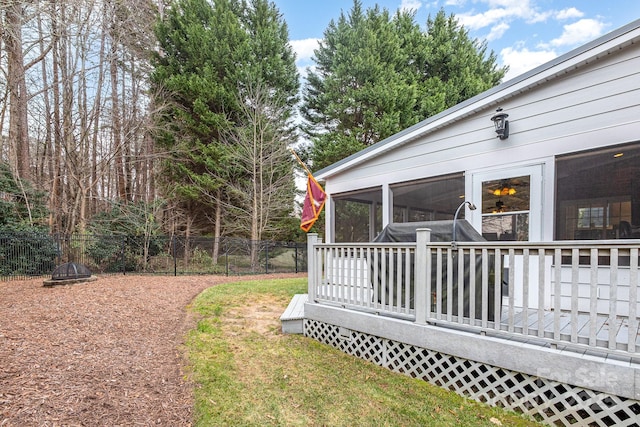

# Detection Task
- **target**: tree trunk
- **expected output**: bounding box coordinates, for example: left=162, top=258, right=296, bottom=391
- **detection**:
left=49, top=2, right=63, bottom=232
left=109, top=12, right=126, bottom=202
left=212, top=190, right=222, bottom=264
left=37, top=7, right=52, bottom=192
left=5, top=1, right=30, bottom=180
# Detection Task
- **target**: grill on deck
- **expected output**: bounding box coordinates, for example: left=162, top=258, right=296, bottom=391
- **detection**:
left=51, top=262, right=92, bottom=281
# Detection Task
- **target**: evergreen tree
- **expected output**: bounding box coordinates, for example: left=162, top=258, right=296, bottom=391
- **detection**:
left=302, top=1, right=420, bottom=170
left=239, top=0, right=299, bottom=110
left=151, top=0, right=299, bottom=241
left=302, top=2, right=507, bottom=171
left=415, top=10, right=505, bottom=117
left=0, top=162, right=48, bottom=230
left=231, top=0, right=300, bottom=242
left=152, top=0, right=247, bottom=236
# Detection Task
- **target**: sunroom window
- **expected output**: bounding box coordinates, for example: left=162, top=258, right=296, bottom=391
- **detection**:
left=391, top=173, right=465, bottom=223
left=333, top=187, right=382, bottom=242
left=556, top=142, right=640, bottom=240
left=481, top=175, right=530, bottom=241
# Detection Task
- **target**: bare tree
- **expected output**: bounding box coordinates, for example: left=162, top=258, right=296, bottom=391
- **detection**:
left=4, top=0, right=31, bottom=181
left=224, top=83, right=296, bottom=268
left=0, top=0, right=215, bottom=236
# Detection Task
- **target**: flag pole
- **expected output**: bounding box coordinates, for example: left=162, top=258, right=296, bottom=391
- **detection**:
left=289, top=147, right=313, bottom=177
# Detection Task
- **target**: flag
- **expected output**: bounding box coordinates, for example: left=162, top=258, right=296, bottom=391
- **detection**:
left=300, top=174, right=326, bottom=232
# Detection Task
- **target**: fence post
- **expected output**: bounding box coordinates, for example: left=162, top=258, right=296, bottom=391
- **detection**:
left=55, top=234, right=61, bottom=266
left=265, top=242, right=269, bottom=274
left=415, top=228, right=431, bottom=325
left=172, top=236, right=177, bottom=276
left=307, top=233, right=320, bottom=301
left=122, top=236, right=126, bottom=275
left=225, top=239, right=229, bottom=276
left=294, top=243, right=298, bottom=274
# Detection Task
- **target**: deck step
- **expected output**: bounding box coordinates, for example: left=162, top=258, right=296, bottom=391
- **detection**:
left=280, top=293, right=307, bottom=334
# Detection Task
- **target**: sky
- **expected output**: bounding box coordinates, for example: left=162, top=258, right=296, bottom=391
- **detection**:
left=273, top=0, right=640, bottom=82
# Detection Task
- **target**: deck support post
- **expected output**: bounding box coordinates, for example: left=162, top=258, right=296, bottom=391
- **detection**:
left=415, top=228, right=431, bottom=324
left=307, top=233, right=320, bottom=302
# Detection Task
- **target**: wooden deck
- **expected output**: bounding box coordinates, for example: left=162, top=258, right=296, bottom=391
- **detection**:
left=301, top=235, right=640, bottom=424
left=306, top=236, right=640, bottom=356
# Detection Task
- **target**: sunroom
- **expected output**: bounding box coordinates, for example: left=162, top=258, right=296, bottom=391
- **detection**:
left=327, top=143, right=640, bottom=245
left=284, top=18, right=640, bottom=427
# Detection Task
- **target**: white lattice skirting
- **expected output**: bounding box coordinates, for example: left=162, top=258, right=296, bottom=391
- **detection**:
left=304, top=319, right=640, bottom=426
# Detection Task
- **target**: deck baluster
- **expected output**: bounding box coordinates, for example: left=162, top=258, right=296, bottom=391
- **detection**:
left=436, top=247, right=443, bottom=319
left=589, top=248, right=598, bottom=347
left=457, top=248, right=465, bottom=324
left=481, top=248, right=489, bottom=329
left=628, top=248, right=638, bottom=353
left=537, top=248, right=546, bottom=338
left=470, top=248, right=477, bottom=325
left=494, top=249, right=502, bottom=330
left=404, top=247, right=411, bottom=314
left=553, top=248, right=562, bottom=343
left=571, top=248, right=579, bottom=344
left=381, top=247, right=387, bottom=310
left=508, top=248, right=516, bottom=332
left=609, top=248, right=619, bottom=350
left=373, top=247, right=380, bottom=310
left=522, top=248, right=530, bottom=336
left=446, top=247, right=454, bottom=322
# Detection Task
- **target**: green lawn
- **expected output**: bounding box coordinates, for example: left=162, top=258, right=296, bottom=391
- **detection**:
left=185, top=278, right=540, bottom=426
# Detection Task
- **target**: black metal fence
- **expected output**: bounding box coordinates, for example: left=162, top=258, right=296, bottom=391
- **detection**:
left=0, top=232, right=307, bottom=281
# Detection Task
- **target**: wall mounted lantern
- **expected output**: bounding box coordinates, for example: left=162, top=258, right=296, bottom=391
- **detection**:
left=490, top=107, right=509, bottom=140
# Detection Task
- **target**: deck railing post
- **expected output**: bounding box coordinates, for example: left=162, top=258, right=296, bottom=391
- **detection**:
left=307, top=233, right=320, bottom=302
left=415, top=228, right=431, bottom=324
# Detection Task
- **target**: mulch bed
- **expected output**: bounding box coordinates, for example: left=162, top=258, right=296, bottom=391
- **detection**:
left=0, top=273, right=304, bottom=426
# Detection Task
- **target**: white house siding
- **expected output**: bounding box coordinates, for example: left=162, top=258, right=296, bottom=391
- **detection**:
left=323, top=43, right=640, bottom=208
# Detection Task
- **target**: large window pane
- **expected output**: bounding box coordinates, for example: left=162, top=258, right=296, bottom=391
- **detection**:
left=482, top=213, right=529, bottom=241
left=481, top=175, right=530, bottom=241
left=556, top=142, right=640, bottom=240
left=391, top=173, right=465, bottom=223
left=333, top=188, right=382, bottom=242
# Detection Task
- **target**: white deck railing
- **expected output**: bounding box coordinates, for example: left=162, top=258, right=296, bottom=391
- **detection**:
left=306, top=231, right=640, bottom=355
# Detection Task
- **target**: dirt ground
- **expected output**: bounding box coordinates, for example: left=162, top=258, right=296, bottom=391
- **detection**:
left=0, top=273, right=304, bottom=426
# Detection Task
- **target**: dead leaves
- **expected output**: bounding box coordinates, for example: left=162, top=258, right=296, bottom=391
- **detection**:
left=0, top=273, right=302, bottom=426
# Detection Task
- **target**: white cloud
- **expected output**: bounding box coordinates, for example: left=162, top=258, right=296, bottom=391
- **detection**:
left=399, top=0, right=422, bottom=12
left=525, top=10, right=553, bottom=24
left=486, top=22, right=509, bottom=41
left=456, top=0, right=549, bottom=30
left=455, top=0, right=574, bottom=31
left=555, top=7, right=583, bottom=20
left=457, top=8, right=511, bottom=31
left=548, top=18, right=605, bottom=47
left=289, top=38, right=321, bottom=62
left=500, top=46, right=557, bottom=80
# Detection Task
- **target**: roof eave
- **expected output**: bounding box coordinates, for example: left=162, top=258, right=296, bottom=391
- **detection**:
left=314, top=18, right=640, bottom=182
